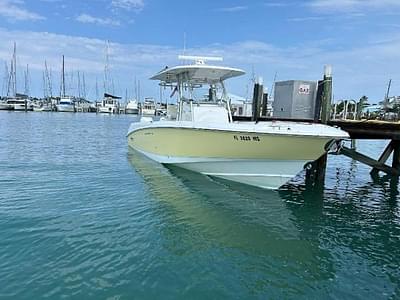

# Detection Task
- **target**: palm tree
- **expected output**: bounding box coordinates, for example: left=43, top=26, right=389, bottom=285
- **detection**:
left=356, top=95, right=369, bottom=119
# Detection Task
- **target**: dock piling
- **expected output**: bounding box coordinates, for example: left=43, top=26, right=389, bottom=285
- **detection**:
left=252, top=78, right=263, bottom=122
left=305, top=65, right=332, bottom=186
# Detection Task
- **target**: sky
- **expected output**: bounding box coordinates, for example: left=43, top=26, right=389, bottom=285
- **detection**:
left=0, top=0, right=400, bottom=103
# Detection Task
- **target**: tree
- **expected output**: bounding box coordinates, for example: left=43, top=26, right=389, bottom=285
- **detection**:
left=356, top=95, right=369, bottom=119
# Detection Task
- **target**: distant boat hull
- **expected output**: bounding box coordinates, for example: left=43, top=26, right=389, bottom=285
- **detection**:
left=0, top=102, right=12, bottom=110
left=56, top=104, right=75, bottom=112
left=33, top=106, right=52, bottom=112
left=98, top=106, right=118, bottom=114
left=14, top=103, right=33, bottom=111
left=127, top=121, right=344, bottom=189
left=125, top=108, right=139, bottom=114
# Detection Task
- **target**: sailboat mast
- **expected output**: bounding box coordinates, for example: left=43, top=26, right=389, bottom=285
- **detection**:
left=82, top=72, right=86, bottom=99
left=13, top=42, right=16, bottom=97
left=24, top=64, right=29, bottom=96
left=95, top=77, right=99, bottom=101
left=7, top=60, right=13, bottom=97
left=77, top=70, right=81, bottom=99
left=42, top=71, right=47, bottom=98
left=45, top=60, right=52, bottom=97
left=104, top=40, right=110, bottom=94
left=61, top=55, right=66, bottom=97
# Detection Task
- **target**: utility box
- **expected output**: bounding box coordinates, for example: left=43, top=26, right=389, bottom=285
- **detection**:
left=273, top=80, right=317, bottom=120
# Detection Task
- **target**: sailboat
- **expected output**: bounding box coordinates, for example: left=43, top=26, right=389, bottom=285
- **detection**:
left=5, top=42, right=33, bottom=111
left=98, top=40, right=120, bottom=114
left=56, top=55, right=75, bottom=112
left=127, top=56, right=349, bottom=190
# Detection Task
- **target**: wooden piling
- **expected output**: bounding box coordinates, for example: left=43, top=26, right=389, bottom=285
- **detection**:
left=305, top=65, right=332, bottom=186
left=320, top=65, right=332, bottom=124
left=261, top=93, right=268, bottom=117
left=251, top=79, right=263, bottom=122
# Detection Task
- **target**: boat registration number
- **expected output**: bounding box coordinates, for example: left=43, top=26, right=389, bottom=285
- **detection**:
left=233, top=135, right=260, bottom=142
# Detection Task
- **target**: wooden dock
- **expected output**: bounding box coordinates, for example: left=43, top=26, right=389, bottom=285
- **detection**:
left=328, top=120, right=400, bottom=140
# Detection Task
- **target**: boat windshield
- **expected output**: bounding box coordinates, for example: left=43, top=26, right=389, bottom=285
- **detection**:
left=180, top=83, right=223, bottom=104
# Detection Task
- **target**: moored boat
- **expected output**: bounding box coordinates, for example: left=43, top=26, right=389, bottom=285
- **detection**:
left=125, top=99, right=139, bottom=114
left=127, top=56, right=349, bottom=189
left=56, top=96, right=75, bottom=112
left=98, top=93, right=121, bottom=114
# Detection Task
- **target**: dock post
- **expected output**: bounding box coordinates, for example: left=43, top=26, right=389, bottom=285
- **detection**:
left=351, top=139, right=357, bottom=150
left=261, top=92, right=268, bottom=117
left=251, top=77, right=263, bottom=122
left=320, top=65, right=332, bottom=124
left=306, top=65, right=332, bottom=186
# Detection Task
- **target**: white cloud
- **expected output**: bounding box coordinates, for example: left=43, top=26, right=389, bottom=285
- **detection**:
left=216, top=6, right=248, bottom=12
left=308, top=0, right=400, bottom=12
left=288, top=16, right=325, bottom=22
left=0, top=0, right=45, bottom=21
left=76, top=13, right=120, bottom=26
left=0, top=27, right=399, bottom=101
left=111, top=0, right=144, bottom=11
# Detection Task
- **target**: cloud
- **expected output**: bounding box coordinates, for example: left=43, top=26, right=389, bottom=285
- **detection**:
left=0, top=0, right=45, bottom=21
left=216, top=6, right=248, bottom=12
left=287, top=16, right=325, bottom=22
left=264, top=2, right=290, bottom=7
left=0, top=27, right=399, bottom=101
left=76, top=14, right=120, bottom=26
left=308, top=0, right=400, bottom=12
left=111, top=0, right=144, bottom=11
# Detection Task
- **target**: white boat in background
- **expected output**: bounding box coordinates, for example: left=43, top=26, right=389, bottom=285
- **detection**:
left=125, top=99, right=139, bottom=114
left=33, top=103, right=52, bottom=112
left=56, top=96, right=75, bottom=112
left=0, top=99, right=12, bottom=110
left=56, top=55, right=75, bottom=112
left=141, top=98, right=156, bottom=116
left=98, top=93, right=120, bottom=114
left=7, top=95, right=33, bottom=111
left=127, top=56, right=349, bottom=190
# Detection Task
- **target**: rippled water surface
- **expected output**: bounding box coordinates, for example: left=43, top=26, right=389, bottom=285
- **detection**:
left=1, top=111, right=400, bottom=299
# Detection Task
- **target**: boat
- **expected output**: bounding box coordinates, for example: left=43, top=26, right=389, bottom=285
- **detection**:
left=98, top=93, right=120, bottom=114
left=7, top=94, right=33, bottom=111
left=0, top=99, right=12, bottom=110
left=56, top=96, right=75, bottom=112
left=141, top=98, right=156, bottom=116
left=127, top=56, right=349, bottom=190
left=56, top=55, right=75, bottom=113
left=125, top=99, right=139, bottom=114
left=33, top=103, right=52, bottom=112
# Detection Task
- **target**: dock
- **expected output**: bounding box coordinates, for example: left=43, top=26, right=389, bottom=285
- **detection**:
left=234, top=66, right=400, bottom=187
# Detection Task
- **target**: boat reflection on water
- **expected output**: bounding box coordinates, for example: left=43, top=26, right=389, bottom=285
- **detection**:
left=127, top=148, right=335, bottom=282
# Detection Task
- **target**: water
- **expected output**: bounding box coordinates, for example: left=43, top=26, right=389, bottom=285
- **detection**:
left=1, top=111, right=399, bottom=299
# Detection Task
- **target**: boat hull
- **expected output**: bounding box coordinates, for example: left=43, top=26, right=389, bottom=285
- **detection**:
left=98, top=106, right=118, bottom=114
left=125, top=108, right=139, bottom=114
left=56, top=104, right=75, bottom=112
left=127, top=125, right=335, bottom=189
left=0, top=103, right=12, bottom=110
left=14, top=104, right=33, bottom=111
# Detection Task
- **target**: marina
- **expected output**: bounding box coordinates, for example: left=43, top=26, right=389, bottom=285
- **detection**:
left=1, top=0, right=400, bottom=298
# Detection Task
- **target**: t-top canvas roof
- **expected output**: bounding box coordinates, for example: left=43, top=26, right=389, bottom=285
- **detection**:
left=150, top=64, right=245, bottom=84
